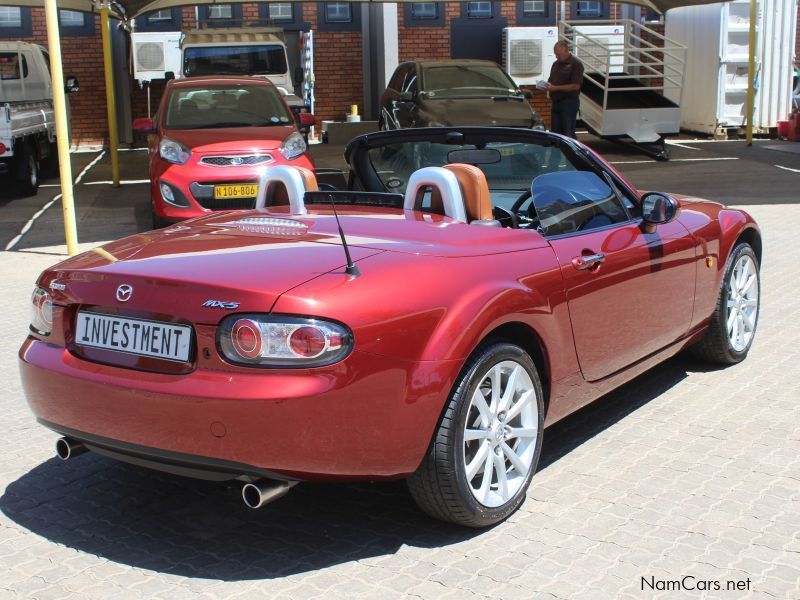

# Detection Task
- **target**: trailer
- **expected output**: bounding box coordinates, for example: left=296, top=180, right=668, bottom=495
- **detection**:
left=0, top=42, right=77, bottom=196
left=560, top=20, right=688, bottom=160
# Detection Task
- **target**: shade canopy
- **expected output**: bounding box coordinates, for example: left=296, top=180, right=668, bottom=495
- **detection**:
left=10, top=0, right=731, bottom=21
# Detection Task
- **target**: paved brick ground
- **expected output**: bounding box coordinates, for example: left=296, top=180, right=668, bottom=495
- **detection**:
left=0, top=204, right=798, bottom=599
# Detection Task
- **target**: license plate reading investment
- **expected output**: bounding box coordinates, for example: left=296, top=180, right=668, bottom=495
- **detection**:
left=75, top=312, right=192, bottom=362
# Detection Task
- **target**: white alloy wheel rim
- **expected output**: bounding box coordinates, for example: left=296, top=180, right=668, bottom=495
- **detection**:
left=463, top=360, right=538, bottom=508
left=726, top=254, right=759, bottom=352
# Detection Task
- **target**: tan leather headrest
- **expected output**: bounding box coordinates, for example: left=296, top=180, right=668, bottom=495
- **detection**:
left=443, top=164, right=492, bottom=222
left=267, top=166, right=318, bottom=206
left=295, top=166, right=318, bottom=192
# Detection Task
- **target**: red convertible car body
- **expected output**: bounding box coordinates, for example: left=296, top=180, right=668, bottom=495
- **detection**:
left=19, top=128, right=761, bottom=526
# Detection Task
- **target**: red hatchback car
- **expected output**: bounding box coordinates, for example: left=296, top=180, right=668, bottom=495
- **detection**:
left=19, top=127, right=761, bottom=527
left=134, top=76, right=315, bottom=228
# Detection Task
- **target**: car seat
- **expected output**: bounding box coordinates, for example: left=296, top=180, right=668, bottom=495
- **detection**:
left=442, top=164, right=494, bottom=224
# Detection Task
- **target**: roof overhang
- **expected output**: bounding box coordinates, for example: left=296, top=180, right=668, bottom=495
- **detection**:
left=7, top=0, right=733, bottom=22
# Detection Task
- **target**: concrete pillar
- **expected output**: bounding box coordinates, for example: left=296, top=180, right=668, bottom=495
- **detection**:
left=362, top=3, right=399, bottom=120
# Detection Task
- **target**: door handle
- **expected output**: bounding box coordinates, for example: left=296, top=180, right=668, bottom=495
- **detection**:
left=572, top=252, right=605, bottom=270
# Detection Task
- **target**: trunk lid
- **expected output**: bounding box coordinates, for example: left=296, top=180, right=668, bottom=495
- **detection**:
left=43, top=224, right=382, bottom=325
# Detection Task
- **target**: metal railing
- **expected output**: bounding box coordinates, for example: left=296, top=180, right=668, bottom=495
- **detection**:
left=559, top=20, right=688, bottom=112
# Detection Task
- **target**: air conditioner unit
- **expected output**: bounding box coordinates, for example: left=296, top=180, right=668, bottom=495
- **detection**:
left=573, top=25, right=625, bottom=74
left=131, top=32, right=182, bottom=82
left=502, top=27, right=558, bottom=85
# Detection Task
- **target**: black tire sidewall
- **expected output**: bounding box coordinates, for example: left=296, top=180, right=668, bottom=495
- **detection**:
left=448, top=343, right=544, bottom=526
left=15, top=144, right=39, bottom=196
left=718, top=243, right=760, bottom=362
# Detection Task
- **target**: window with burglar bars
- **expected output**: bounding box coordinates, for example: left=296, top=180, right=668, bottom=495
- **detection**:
left=466, top=1, right=493, bottom=18
left=325, top=2, right=352, bottom=22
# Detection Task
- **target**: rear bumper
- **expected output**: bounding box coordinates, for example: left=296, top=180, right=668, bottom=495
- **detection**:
left=40, top=419, right=289, bottom=482
left=19, top=338, right=456, bottom=481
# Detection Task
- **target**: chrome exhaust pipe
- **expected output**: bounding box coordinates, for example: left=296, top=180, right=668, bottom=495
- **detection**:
left=241, top=480, right=297, bottom=509
left=55, top=437, right=87, bottom=461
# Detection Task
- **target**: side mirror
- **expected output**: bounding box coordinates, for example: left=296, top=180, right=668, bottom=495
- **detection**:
left=298, top=113, right=315, bottom=128
left=132, top=117, right=156, bottom=134
left=398, top=91, right=414, bottom=102
left=641, top=192, right=679, bottom=232
left=523, top=89, right=533, bottom=99
left=65, top=76, right=79, bottom=93
left=293, top=66, right=304, bottom=87
left=164, top=71, right=175, bottom=81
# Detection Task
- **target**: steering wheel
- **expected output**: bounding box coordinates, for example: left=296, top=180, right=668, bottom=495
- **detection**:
left=510, top=190, right=533, bottom=214
left=493, top=206, right=519, bottom=229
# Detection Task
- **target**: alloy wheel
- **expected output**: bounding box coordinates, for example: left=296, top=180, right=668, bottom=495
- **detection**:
left=726, top=254, right=759, bottom=352
left=463, top=360, right=539, bottom=508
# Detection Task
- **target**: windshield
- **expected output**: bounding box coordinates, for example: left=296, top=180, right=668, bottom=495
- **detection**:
left=164, top=85, right=293, bottom=130
left=421, top=65, right=518, bottom=98
left=368, top=139, right=582, bottom=212
left=184, top=45, right=288, bottom=77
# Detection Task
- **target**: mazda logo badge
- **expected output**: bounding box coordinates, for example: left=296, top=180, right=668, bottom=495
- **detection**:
left=116, top=284, right=133, bottom=302
left=231, top=157, right=243, bottom=165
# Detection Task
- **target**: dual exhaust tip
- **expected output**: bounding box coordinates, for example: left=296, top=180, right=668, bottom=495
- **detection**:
left=55, top=436, right=296, bottom=509
left=241, top=480, right=297, bottom=509
left=55, top=437, right=87, bottom=461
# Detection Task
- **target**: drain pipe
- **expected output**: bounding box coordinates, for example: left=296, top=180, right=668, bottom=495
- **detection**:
left=242, top=480, right=298, bottom=509
left=55, top=437, right=87, bottom=460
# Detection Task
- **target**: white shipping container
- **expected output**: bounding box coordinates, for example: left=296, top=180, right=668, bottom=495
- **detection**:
left=665, top=0, right=797, bottom=133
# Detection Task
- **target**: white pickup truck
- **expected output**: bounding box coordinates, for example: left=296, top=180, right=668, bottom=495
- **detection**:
left=0, top=41, right=78, bottom=196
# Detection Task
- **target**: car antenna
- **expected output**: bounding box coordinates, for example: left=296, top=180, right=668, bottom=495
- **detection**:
left=328, top=193, right=361, bottom=277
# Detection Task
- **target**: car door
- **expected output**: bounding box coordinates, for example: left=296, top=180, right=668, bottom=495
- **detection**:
left=381, top=66, right=403, bottom=129
left=534, top=171, right=696, bottom=382
left=395, top=64, right=419, bottom=128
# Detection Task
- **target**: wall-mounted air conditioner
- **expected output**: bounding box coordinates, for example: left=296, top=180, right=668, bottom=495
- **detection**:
left=132, top=31, right=182, bottom=82
left=502, top=27, right=558, bottom=85
left=573, top=25, right=626, bottom=74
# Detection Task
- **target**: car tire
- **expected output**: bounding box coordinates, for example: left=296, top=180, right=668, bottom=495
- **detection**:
left=690, top=242, right=760, bottom=364
left=40, top=141, right=59, bottom=178
left=15, top=144, right=40, bottom=197
left=407, top=342, right=544, bottom=527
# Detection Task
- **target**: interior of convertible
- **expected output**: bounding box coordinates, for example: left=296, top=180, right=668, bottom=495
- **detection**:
left=259, top=137, right=640, bottom=237
left=364, top=139, right=638, bottom=236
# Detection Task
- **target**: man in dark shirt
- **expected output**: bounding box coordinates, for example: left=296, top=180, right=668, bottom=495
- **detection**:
left=546, top=41, right=584, bottom=139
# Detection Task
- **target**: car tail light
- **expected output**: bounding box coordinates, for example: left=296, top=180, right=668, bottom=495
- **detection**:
left=218, top=315, right=353, bottom=367
left=0, top=143, right=7, bottom=154
left=31, top=287, right=53, bottom=335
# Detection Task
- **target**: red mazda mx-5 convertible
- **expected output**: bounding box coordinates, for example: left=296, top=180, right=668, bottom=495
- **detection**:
left=19, top=128, right=761, bottom=527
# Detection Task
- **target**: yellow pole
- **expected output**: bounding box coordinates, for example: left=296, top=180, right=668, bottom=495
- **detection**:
left=43, top=0, right=78, bottom=255
left=746, top=0, right=757, bottom=145
left=100, top=4, right=120, bottom=186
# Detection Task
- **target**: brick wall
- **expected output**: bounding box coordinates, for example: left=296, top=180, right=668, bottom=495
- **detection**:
left=3, top=9, right=108, bottom=147
left=303, top=3, right=363, bottom=122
